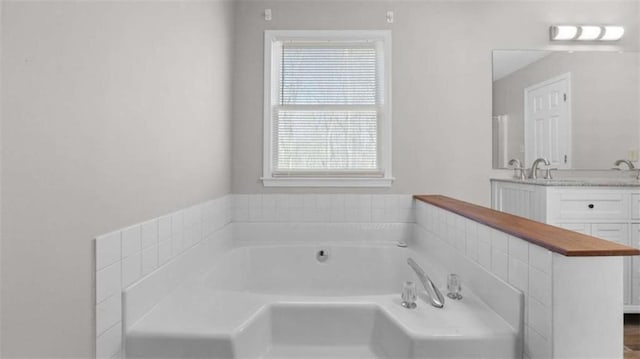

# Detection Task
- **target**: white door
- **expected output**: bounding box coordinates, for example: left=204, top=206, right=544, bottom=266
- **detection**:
left=524, top=73, right=571, bottom=169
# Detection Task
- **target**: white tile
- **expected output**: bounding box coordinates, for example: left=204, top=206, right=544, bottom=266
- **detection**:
left=465, top=220, right=477, bottom=241
left=491, top=229, right=508, bottom=253
left=171, top=231, right=183, bottom=256
left=509, top=235, right=529, bottom=263
left=96, top=294, right=121, bottom=336
left=529, top=244, right=552, bottom=273
left=275, top=195, right=290, bottom=222
left=122, top=253, right=142, bottom=288
left=454, top=224, right=465, bottom=251
left=465, top=220, right=478, bottom=261
left=121, top=225, right=141, bottom=258
left=96, top=232, right=121, bottom=271
left=141, top=219, right=158, bottom=249
left=303, top=195, right=318, bottom=222
left=142, top=245, right=159, bottom=276
left=233, top=194, right=249, bottom=222
left=329, top=195, right=346, bottom=222
left=478, top=239, right=491, bottom=270
left=111, top=351, right=122, bottom=359
left=288, top=194, right=304, bottom=208
left=158, top=215, right=172, bottom=241
left=372, top=208, right=386, bottom=222
left=96, top=322, right=122, bottom=359
left=526, top=324, right=551, bottom=359
left=491, top=249, right=508, bottom=281
left=158, top=240, right=172, bottom=265
left=248, top=195, right=263, bottom=222
left=371, top=195, right=386, bottom=210
left=508, top=258, right=529, bottom=293
left=477, top=224, right=490, bottom=244
left=262, top=195, right=277, bottom=222
left=184, top=205, right=202, bottom=227
left=171, top=211, right=184, bottom=234
left=96, top=263, right=121, bottom=304
left=529, top=266, right=552, bottom=306
left=528, top=298, right=552, bottom=340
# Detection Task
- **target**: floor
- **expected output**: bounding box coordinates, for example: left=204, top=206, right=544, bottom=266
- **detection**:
left=625, top=314, right=640, bottom=359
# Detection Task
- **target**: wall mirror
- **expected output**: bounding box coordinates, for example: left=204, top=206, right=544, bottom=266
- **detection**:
left=492, top=50, right=639, bottom=170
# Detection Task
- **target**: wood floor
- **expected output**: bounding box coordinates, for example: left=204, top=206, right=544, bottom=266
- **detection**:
left=625, top=314, right=640, bottom=359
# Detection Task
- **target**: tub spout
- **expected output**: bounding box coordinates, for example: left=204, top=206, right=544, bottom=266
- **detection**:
left=407, top=258, right=445, bottom=308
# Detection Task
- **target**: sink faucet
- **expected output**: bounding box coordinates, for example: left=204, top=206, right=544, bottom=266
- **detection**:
left=508, top=158, right=526, bottom=180
left=529, top=158, right=551, bottom=179
left=407, top=258, right=445, bottom=308
left=614, top=159, right=635, bottom=170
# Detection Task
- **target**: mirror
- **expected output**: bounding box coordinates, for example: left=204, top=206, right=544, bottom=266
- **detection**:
left=492, top=50, right=639, bottom=170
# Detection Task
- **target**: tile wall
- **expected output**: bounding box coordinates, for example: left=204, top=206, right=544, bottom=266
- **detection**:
left=96, top=194, right=554, bottom=359
left=94, top=196, right=231, bottom=359
left=415, top=200, right=553, bottom=359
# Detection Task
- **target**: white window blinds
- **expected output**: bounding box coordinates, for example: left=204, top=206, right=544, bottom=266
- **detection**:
left=273, top=41, right=384, bottom=176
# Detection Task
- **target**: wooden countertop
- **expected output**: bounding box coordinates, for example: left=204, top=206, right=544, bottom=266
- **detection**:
left=414, top=195, right=640, bottom=257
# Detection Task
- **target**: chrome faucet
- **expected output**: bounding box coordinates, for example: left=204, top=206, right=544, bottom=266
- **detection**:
left=529, top=158, right=551, bottom=179
left=614, top=159, right=635, bottom=170
left=508, top=158, right=526, bottom=180
left=407, top=258, right=445, bottom=308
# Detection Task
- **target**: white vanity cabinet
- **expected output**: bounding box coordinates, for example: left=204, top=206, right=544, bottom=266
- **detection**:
left=491, top=180, right=640, bottom=312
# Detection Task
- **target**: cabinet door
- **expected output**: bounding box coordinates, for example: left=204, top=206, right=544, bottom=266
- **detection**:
left=555, top=222, right=591, bottom=235
left=591, top=223, right=629, bottom=245
left=593, top=223, right=630, bottom=305
left=492, top=182, right=544, bottom=221
left=630, top=224, right=640, bottom=305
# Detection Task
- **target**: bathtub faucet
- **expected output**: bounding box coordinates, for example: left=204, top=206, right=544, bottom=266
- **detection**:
left=407, top=258, right=445, bottom=308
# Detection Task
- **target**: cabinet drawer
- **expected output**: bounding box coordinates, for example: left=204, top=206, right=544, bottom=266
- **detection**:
left=556, top=223, right=591, bottom=235
left=549, top=192, right=629, bottom=221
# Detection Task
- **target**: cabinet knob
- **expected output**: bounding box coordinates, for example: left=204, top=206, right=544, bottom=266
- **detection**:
left=588, top=204, right=595, bottom=209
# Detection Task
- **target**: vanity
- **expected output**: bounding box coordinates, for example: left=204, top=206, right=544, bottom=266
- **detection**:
left=491, top=48, right=640, bottom=312
left=491, top=178, right=640, bottom=312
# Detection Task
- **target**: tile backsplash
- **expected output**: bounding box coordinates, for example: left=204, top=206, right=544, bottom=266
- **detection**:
left=232, top=194, right=414, bottom=223
left=414, top=200, right=552, bottom=359
left=94, top=195, right=231, bottom=359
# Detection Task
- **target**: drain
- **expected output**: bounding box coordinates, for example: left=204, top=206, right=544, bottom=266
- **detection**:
left=316, top=249, right=329, bottom=262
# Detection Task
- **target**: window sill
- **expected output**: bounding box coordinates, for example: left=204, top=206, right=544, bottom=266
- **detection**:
left=261, top=177, right=394, bottom=188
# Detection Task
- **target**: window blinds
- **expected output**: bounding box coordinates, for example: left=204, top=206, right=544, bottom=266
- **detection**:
left=273, top=41, right=382, bottom=176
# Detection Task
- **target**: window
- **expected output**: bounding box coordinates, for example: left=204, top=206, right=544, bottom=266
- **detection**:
left=263, top=30, right=393, bottom=187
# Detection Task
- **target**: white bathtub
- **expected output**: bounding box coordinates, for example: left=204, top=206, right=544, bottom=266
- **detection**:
left=126, top=243, right=521, bottom=359
left=204, top=244, right=414, bottom=296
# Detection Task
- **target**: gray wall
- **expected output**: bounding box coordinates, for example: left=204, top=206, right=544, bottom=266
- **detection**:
left=493, top=52, right=639, bottom=169
left=1, top=1, right=233, bottom=357
left=232, top=1, right=639, bottom=203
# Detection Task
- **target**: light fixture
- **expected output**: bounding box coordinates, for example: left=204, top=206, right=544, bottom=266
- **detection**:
left=550, top=25, right=625, bottom=41
left=550, top=25, right=578, bottom=40
left=601, top=26, right=625, bottom=41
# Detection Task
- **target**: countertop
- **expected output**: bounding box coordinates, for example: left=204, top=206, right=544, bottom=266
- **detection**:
left=490, top=177, right=640, bottom=187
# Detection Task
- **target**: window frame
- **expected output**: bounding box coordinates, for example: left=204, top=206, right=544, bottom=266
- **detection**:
left=262, top=30, right=393, bottom=188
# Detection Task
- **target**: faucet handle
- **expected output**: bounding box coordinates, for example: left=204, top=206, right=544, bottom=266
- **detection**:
left=544, top=168, right=557, bottom=180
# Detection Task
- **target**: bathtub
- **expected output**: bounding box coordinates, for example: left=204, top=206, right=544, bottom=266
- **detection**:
left=126, top=243, right=521, bottom=358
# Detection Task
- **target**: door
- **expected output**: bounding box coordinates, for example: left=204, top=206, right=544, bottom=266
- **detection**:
left=524, top=73, right=571, bottom=169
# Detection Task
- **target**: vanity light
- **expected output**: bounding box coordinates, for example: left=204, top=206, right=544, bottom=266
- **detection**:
left=550, top=25, right=624, bottom=41
left=577, top=26, right=602, bottom=40
left=550, top=25, right=579, bottom=40
left=601, top=26, right=625, bottom=41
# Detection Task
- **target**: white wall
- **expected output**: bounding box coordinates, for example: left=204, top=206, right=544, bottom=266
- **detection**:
left=231, top=0, right=639, bottom=205
left=1, top=1, right=233, bottom=357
